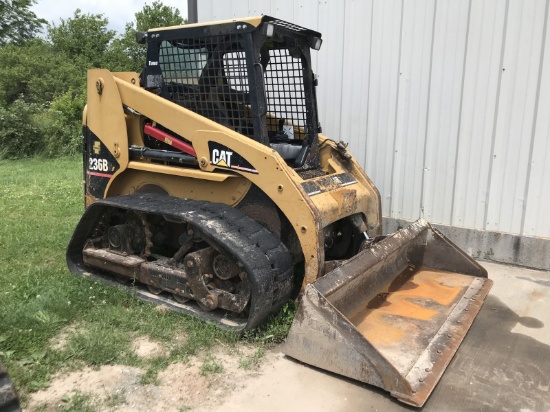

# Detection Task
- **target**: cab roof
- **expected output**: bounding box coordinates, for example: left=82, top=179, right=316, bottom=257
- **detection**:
left=147, top=15, right=321, bottom=39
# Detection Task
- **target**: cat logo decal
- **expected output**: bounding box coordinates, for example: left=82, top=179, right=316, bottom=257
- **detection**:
left=208, top=142, right=257, bottom=174
left=211, top=149, right=233, bottom=167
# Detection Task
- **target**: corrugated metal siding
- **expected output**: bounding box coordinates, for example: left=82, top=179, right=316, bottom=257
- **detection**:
left=392, top=0, right=435, bottom=221
left=365, top=0, right=403, bottom=217
left=198, top=0, right=550, bottom=238
left=482, top=0, right=544, bottom=234
left=524, top=2, right=550, bottom=237
left=452, top=0, right=507, bottom=231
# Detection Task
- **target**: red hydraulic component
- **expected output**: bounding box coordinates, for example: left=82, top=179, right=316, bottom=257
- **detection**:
left=144, top=123, right=197, bottom=157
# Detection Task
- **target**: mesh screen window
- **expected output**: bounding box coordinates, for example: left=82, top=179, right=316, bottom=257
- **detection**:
left=159, top=35, right=255, bottom=137
left=263, top=48, right=307, bottom=140
left=158, top=36, right=308, bottom=141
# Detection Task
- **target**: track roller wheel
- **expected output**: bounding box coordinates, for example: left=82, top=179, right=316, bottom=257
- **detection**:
left=67, top=193, right=295, bottom=331
left=172, top=293, right=190, bottom=303
left=147, top=285, right=163, bottom=295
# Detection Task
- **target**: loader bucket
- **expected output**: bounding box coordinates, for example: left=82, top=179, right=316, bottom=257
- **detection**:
left=283, top=218, right=492, bottom=407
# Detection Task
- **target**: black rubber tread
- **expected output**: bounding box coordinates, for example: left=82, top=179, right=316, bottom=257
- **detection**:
left=0, top=364, right=21, bottom=412
left=67, top=193, right=294, bottom=330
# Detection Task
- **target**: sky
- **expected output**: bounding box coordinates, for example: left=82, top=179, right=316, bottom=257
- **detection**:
left=31, top=0, right=189, bottom=34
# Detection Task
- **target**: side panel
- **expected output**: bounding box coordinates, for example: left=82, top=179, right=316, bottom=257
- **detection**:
left=106, top=168, right=251, bottom=206
left=84, top=71, right=131, bottom=205
left=84, top=128, right=120, bottom=202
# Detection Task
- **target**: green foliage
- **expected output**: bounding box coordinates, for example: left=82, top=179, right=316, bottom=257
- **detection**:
left=0, top=43, right=28, bottom=104
left=0, top=98, right=43, bottom=158
left=0, top=2, right=189, bottom=159
left=0, top=1, right=192, bottom=159
left=242, top=302, right=297, bottom=344
left=59, top=392, right=96, bottom=412
left=0, top=0, right=46, bottom=46
left=0, top=39, right=83, bottom=106
left=50, top=89, right=86, bottom=124
left=200, top=355, right=224, bottom=375
left=39, top=89, right=86, bottom=157
left=65, top=325, right=134, bottom=365
left=239, top=347, right=265, bottom=369
left=113, top=1, right=187, bottom=72
left=135, top=1, right=185, bottom=31
left=0, top=94, right=82, bottom=159
left=47, top=9, right=116, bottom=68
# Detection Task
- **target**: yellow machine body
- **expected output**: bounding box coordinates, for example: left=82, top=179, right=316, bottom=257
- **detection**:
left=84, top=68, right=382, bottom=287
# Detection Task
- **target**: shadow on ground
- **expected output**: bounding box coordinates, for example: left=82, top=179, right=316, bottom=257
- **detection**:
left=517, top=276, right=550, bottom=288
left=283, top=294, right=550, bottom=411
left=425, top=295, right=550, bottom=411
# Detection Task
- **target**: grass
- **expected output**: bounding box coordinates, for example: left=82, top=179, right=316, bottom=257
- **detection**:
left=34, top=390, right=125, bottom=411
left=59, top=392, right=96, bottom=412
left=239, top=347, right=265, bottom=369
left=0, top=157, right=296, bottom=405
left=103, top=392, right=126, bottom=409
left=200, top=355, right=224, bottom=375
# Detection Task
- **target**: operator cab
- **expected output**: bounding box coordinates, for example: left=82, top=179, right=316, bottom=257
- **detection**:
left=138, top=16, right=322, bottom=170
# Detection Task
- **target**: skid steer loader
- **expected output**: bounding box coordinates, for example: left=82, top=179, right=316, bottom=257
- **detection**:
left=67, top=15, right=492, bottom=406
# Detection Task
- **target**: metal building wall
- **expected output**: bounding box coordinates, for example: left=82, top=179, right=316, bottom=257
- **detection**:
left=197, top=0, right=550, bottom=239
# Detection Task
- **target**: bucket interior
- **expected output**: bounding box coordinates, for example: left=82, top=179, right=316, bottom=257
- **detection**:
left=345, top=265, right=478, bottom=376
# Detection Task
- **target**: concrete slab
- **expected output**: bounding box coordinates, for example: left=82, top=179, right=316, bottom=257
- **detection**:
left=208, top=262, right=550, bottom=412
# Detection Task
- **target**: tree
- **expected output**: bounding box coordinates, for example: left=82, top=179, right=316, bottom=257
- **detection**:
left=0, top=38, right=85, bottom=158
left=0, top=0, right=46, bottom=45
left=134, top=1, right=185, bottom=31
left=0, top=39, right=86, bottom=106
left=0, top=98, right=43, bottom=158
left=110, top=1, right=186, bottom=72
left=47, top=9, right=116, bottom=68
left=0, top=39, right=83, bottom=106
left=0, top=2, right=188, bottom=159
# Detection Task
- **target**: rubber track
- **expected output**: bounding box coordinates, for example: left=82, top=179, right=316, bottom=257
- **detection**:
left=67, top=193, right=294, bottom=331
left=0, top=364, right=20, bottom=412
